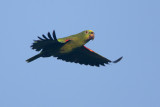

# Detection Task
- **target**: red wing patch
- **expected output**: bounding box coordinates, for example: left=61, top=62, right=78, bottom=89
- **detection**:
left=65, top=39, right=70, bottom=42
left=83, top=46, right=94, bottom=52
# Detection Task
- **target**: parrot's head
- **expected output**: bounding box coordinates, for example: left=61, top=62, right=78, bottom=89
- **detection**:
left=84, top=30, right=95, bottom=41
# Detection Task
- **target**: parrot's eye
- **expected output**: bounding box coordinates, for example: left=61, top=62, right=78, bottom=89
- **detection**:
left=91, top=32, right=94, bottom=34
left=85, top=31, right=89, bottom=34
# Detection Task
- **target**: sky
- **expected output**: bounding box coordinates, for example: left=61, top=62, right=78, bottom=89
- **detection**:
left=0, top=0, right=160, bottom=107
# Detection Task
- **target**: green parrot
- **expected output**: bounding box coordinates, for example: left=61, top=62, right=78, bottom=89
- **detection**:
left=26, top=30, right=122, bottom=67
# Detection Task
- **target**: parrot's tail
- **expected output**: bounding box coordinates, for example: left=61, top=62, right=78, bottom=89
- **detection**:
left=26, top=54, right=41, bottom=63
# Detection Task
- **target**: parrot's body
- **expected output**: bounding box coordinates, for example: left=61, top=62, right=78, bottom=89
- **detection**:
left=26, top=30, right=122, bottom=67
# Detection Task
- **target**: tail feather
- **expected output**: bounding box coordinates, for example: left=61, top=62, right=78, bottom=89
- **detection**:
left=26, top=54, right=41, bottom=63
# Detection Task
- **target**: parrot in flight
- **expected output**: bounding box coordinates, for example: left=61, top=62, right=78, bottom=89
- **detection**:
left=26, top=30, right=122, bottom=67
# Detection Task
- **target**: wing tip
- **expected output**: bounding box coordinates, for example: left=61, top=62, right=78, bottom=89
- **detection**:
left=35, top=30, right=57, bottom=41
left=52, top=30, right=58, bottom=41
left=112, top=56, right=123, bottom=63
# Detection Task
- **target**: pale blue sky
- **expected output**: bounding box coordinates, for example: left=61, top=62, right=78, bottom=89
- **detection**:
left=0, top=0, right=160, bottom=107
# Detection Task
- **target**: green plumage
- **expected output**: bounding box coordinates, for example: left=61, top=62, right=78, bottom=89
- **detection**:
left=26, top=30, right=122, bottom=67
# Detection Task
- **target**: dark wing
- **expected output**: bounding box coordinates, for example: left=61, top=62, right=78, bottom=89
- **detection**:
left=31, top=30, right=69, bottom=51
left=56, top=46, right=122, bottom=67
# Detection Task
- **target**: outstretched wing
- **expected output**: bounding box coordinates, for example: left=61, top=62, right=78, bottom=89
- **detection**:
left=56, top=46, right=122, bottom=67
left=31, top=30, right=69, bottom=51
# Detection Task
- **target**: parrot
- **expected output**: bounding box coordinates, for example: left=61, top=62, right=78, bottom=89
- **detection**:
left=26, top=30, right=122, bottom=67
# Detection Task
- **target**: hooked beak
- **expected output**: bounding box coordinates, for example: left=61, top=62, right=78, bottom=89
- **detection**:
left=89, top=34, right=94, bottom=40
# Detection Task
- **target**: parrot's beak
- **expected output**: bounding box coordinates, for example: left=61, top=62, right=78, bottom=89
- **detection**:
left=89, top=34, right=94, bottom=40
